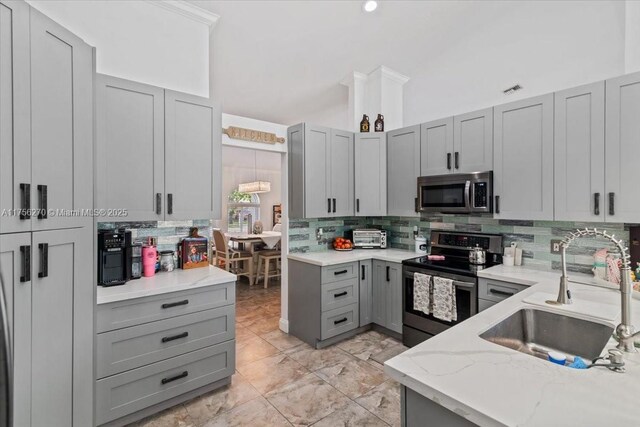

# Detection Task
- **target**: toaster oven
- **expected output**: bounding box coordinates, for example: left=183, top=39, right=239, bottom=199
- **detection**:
left=349, top=229, right=387, bottom=249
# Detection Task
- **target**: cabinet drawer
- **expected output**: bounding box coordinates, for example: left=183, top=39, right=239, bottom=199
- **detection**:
left=321, top=278, right=359, bottom=312
left=321, top=262, right=358, bottom=284
left=97, top=306, right=234, bottom=379
left=96, top=341, right=235, bottom=425
left=321, top=303, right=359, bottom=340
left=478, top=278, right=527, bottom=303
left=97, top=283, right=235, bottom=333
left=478, top=298, right=497, bottom=312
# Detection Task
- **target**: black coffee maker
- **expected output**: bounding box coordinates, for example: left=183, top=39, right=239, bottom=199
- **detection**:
left=97, top=230, right=126, bottom=286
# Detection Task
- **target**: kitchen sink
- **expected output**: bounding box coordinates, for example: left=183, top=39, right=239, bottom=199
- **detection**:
left=479, top=308, right=614, bottom=362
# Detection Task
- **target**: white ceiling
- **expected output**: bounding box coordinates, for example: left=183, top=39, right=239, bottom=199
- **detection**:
left=193, top=0, right=625, bottom=127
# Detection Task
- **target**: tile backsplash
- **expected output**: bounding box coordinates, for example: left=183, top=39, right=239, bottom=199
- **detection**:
left=289, top=215, right=633, bottom=274
left=98, top=220, right=212, bottom=252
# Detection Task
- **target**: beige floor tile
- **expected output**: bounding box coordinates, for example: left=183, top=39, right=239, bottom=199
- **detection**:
left=183, top=374, right=260, bottom=424
left=235, top=325, right=259, bottom=345
left=237, top=353, right=309, bottom=394
left=265, top=373, right=350, bottom=426
left=354, top=380, right=401, bottom=425
left=260, top=329, right=305, bottom=351
left=370, top=342, right=409, bottom=365
left=284, top=344, right=356, bottom=372
left=337, top=332, right=400, bottom=362
left=202, top=396, right=291, bottom=427
left=133, top=404, right=195, bottom=427
left=314, top=359, right=387, bottom=399
left=235, top=336, right=280, bottom=367
left=311, top=401, right=388, bottom=427
left=242, top=315, right=281, bottom=335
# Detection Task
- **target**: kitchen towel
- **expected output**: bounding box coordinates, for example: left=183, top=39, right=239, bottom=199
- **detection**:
left=413, top=272, right=432, bottom=315
left=432, top=276, right=457, bottom=322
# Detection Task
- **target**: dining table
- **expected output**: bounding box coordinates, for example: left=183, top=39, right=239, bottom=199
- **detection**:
left=225, top=231, right=282, bottom=254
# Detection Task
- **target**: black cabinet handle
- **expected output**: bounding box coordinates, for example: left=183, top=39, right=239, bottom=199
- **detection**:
left=609, top=192, right=615, bottom=216
left=334, top=269, right=348, bottom=275
left=594, top=193, right=600, bottom=216
left=356, top=198, right=360, bottom=213
left=161, top=331, right=189, bottom=343
left=19, top=183, right=30, bottom=220
left=447, top=153, right=452, bottom=170
left=495, top=195, right=500, bottom=214
left=333, top=318, right=348, bottom=325
left=489, top=288, right=514, bottom=297
left=327, top=198, right=331, bottom=214
left=20, top=245, right=30, bottom=283
left=332, top=198, right=336, bottom=213
left=361, top=265, right=365, bottom=280
left=37, top=243, right=48, bottom=278
left=161, top=371, right=188, bottom=385
left=161, top=299, right=189, bottom=309
left=156, top=193, right=162, bottom=215
left=334, top=291, right=348, bottom=298
left=386, top=266, right=390, bottom=282
left=167, top=193, right=173, bottom=215
left=414, top=197, right=419, bottom=213
left=37, top=185, right=47, bottom=219
left=454, top=152, right=459, bottom=169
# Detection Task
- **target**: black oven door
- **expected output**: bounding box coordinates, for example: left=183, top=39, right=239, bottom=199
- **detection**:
left=402, top=266, right=477, bottom=336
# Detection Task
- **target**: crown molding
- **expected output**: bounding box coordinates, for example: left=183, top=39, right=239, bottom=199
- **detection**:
left=146, top=1, right=220, bottom=32
left=377, top=65, right=410, bottom=85
left=340, top=71, right=368, bottom=87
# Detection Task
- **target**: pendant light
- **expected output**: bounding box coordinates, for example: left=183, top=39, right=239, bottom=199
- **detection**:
left=238, top=150, right=271, bottom=194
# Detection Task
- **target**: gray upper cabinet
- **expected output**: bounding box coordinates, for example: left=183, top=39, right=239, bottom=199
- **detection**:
left=453, top=108, right=493, bottom=173
left=420, top=117, right=454, bottom=176
left=30, top=9, right=93, bottom=231
left=165, top=90, right=221, bottom=220
left=554, top=82, right=605, bottom=221
left=354, top=133, right=386, bottom=216
left=605, top=72, right=640, bottom=223
left=387, top=125, right=420, bottom=217
left=287, top=123, right=353, bottom=219
left=493, top=94, right=554, bottom=220
left=96, top=75, right=165, bottom=222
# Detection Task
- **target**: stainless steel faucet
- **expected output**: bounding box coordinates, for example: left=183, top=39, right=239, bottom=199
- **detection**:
left=552, top=228, right=639, bottom=353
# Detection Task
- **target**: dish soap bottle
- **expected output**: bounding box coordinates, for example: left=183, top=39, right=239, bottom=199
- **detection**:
left=374, top=114, right=384, bottom=132
left=360, top=114, right=370, bottom=132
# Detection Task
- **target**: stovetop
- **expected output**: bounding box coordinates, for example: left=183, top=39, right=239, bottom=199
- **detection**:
left=402, top=255, right=501, bottom=277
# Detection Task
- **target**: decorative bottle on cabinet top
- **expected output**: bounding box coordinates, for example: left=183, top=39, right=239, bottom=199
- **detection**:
left=360, top=114, right=370, bottom=132
left=374, top=114, right=384, bottom=132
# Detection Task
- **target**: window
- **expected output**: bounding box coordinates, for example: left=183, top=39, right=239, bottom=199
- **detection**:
left=227, top=190, right=260, bottom=233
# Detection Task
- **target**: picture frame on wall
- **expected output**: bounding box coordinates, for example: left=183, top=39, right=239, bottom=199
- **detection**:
left=273, top=204, right=282, bottom=225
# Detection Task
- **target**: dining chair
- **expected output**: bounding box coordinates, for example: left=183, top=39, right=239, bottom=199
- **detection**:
left=256, top=249, right=281, bottom=289
left=213, top=230, right=254, bottom=285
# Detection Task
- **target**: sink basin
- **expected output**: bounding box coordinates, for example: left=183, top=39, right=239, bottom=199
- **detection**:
left=479, top=308, right=614, bottom=362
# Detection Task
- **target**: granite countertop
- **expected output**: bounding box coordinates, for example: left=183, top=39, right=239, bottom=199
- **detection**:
left=97, top=266, right=237, bottom=305
left=287, top=248, right=420, bottom=266
left=385, top=274, right=640, bottom=426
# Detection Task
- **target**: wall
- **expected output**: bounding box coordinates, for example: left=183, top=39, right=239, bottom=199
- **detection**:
left=27, top=0, right=211, bottom=96
left=626, top=0, right=640, bottom=73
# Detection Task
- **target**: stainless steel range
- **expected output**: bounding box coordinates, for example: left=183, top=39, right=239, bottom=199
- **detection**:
left=402, top=231, right=503, bottom=347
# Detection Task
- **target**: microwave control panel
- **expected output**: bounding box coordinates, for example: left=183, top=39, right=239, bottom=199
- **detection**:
left=473, top=182, right=488, bottom=208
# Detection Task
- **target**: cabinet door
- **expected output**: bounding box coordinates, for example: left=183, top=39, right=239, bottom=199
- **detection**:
left=554, top=82, right=605, bottom=221
left=288, top=124, right=305, bottom=218
left=358, top=260, right=373, bottom=326
left=30, top=9, right=93, bottom=230
left=304, top=125, right=331, bottom=218
left=493, top=94, right=554, bottom=220
left=330, top=129, right=354, bottom=217
left=354, top=133, right=386, bottom=216
left=420, top=117, right=454, bottom=176
left=371, top=260, right=387, bottom=327
left=96, top=75, right=165, bottom=222
left=165, top=90, right=221, bottom=220
left=386, top=262, right=403, bottom=334
left=605, top=72, right=640, bottom=223
left=0, top=1, right=31, bottom=234
left=0, top=232, right=31, bottom=427
left=453, top=108, right=493, bottom=173
left=387, top=125, right=420, bottom=217
left=31, top=228, right=93, bottom=427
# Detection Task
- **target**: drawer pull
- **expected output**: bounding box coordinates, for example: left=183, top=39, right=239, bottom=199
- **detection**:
left=161, top=299, right=189, bottom=309
left=489, top=288, right=514, bottom=297
left=161, top=331, right=189, bottom=343
left=161, top=370, right=188, bottom=385
left=333, top=317, right=348, bottom=325
left=334, top=291, right=348, bottom=298
left=334, top=270, right=348, bottom=275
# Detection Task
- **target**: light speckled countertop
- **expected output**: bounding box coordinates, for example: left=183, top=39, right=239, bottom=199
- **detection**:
left=287, top=248, right=420, bottom=266
left=97, top=266, right=237, bottom=305
left=385, top=273, right=640, bottom=426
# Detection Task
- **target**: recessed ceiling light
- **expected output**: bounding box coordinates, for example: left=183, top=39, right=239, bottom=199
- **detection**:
left=363, top=1, right=378, bottom=13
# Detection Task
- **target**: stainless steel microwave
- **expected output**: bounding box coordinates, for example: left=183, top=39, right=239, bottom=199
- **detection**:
left=417, top=171, right=493, bottom=214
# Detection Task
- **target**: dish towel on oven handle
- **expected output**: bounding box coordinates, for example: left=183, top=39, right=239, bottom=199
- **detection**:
left=413, top=272, right=432, bottom=315
left=432, top=276, right=457, bottom=322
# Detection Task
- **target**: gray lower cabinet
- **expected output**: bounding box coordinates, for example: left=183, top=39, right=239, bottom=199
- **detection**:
left=372, top=260, right=403, bottom=334
left=387, top=125, right=421, bottom=217
left=477, top=278, right=528, bottom=311
left=95, top=282, right=236, bottom=426
left=354, top=133, right=387, bottom=216
left=359, top=260, right=373, bottom=327
left=403, top=386, right=476, bottom=427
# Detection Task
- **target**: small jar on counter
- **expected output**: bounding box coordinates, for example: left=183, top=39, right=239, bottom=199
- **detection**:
left=160, top=250, right=176, bottom=272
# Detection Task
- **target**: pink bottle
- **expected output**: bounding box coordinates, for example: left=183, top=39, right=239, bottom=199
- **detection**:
left=142, top=245, right=157, bottom=277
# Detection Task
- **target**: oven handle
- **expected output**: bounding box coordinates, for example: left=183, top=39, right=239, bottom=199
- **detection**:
left=452, top=280, right=476, bottom=289
left=464, top=180, right=472, bottom=211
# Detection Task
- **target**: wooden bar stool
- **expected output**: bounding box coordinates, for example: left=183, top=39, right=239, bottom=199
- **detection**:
left=256, top=250, right=281, bottom=289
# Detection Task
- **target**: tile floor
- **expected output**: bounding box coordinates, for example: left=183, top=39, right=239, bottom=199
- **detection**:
left=132, top=279, right=408, bottom=427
